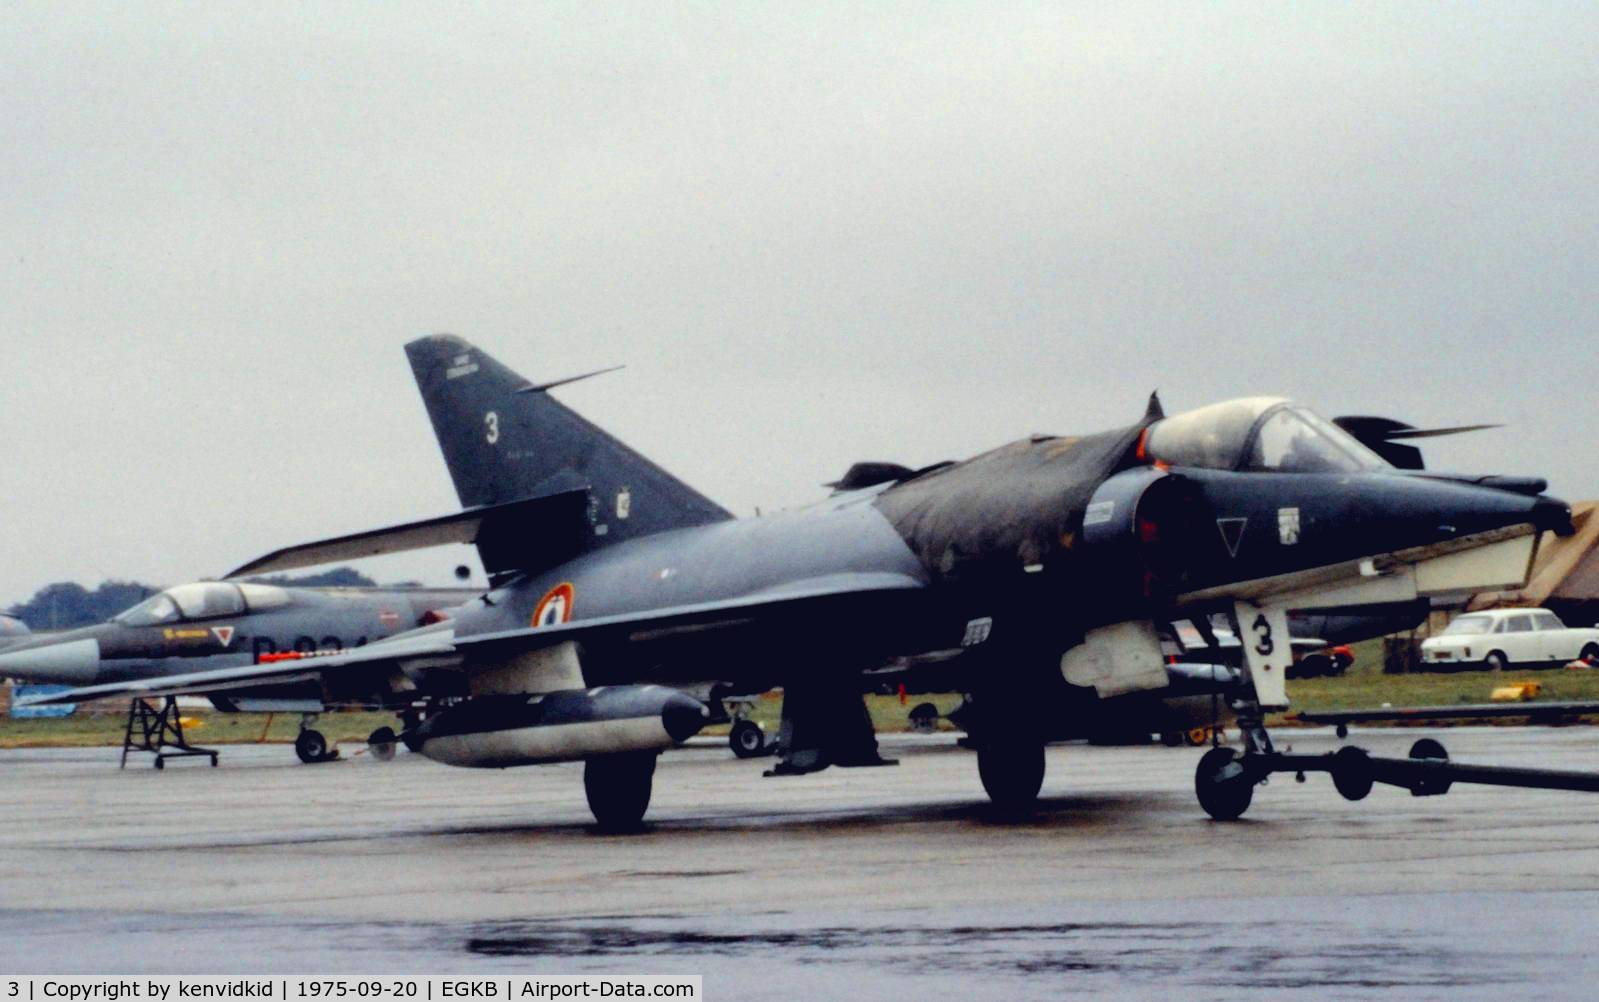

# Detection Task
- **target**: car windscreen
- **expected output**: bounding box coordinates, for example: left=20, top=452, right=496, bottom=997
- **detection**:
left=1439, top=615, right=1494, bottom=636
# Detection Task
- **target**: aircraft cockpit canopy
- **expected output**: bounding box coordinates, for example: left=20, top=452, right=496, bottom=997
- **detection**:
left=114, top=581, right=291, bottom=626
left=1145, top=398, right=1390, bottom=474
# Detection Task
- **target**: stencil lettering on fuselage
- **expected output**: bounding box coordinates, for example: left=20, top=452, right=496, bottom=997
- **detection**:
left=1278, top=507, right=1301, bottom=546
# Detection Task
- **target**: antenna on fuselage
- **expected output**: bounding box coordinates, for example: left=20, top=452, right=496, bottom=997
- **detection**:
left=516, top=364, right=626, bottom=395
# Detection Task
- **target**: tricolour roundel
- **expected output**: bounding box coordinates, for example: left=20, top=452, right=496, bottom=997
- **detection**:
left=531, top=582, right=575, bottom=627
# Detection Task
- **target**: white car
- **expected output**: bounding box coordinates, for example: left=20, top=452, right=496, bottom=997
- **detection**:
left=1421, top=608, right=1599, bottom=670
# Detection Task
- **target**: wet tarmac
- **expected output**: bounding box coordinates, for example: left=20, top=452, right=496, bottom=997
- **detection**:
left=3, top=729, right=1598, bottom=998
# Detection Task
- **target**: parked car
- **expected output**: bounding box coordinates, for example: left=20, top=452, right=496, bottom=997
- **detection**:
left=1420, top=608, right=1599, bottom=670
left=1290, top=644, right=1355, bottom=679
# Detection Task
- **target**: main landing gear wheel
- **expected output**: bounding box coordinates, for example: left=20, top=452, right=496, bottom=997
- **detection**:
left=367, top=726, right=398, bottom=762
left=585, top=751, right=658, bottom=831
left=1195, top=746, right=1255, bottom=821
left=977, top=740, right=1045, bottom=811
left=295, top=728, right=331, bottom=764
left=729, top=719, right=769, bottom=758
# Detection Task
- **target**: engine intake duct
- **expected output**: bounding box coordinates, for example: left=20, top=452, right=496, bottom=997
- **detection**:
left=412, top=685, right=709, bottom=768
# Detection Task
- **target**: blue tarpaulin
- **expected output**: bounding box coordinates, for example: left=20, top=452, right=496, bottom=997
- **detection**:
left=9, top=684, right=75, bottom=717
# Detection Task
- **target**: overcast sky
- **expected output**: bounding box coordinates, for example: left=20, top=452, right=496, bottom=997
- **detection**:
left=2, top=3, right=1595, bottom=606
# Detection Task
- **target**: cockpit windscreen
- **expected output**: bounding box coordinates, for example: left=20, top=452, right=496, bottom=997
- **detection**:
left=1146, top=398, right=1389, bottom=474
left=114, top=582, right=287, bottom=626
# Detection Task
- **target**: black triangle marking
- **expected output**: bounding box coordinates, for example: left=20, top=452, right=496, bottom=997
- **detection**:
left=1217, top=518, right=1248, bottom=558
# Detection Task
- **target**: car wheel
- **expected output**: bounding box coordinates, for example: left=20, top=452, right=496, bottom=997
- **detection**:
left=1483, top=650, right=1509, bottom=672
left=1581, top=643, right=1599, bottom=664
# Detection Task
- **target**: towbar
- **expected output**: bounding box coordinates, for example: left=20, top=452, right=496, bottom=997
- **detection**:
left=1249, top=738, right=1599, bottom=801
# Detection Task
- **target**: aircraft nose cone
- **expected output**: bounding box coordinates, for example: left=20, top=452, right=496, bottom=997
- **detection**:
left=1531, top=496, right=1575, bottom=537
left=0, top=638, right=101, bottom=685
left=1423, top=481, right=1573, bottom=542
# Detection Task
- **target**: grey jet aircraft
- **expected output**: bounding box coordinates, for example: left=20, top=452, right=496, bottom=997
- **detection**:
left=25, top=335, right=1575, bottom=827
left=0, top=614, right=30, bottom=648
left=1, top=580, right=476, bottom=762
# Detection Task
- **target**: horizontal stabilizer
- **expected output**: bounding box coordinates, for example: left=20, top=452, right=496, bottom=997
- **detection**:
left=227, top=489, right=593, bottom=579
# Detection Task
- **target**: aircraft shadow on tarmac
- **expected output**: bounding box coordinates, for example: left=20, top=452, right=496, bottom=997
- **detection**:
left=406, top=793, right=1165, bottom=841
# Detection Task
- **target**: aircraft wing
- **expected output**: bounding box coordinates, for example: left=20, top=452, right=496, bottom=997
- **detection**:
left=457, top=572, right=927, bottom=658
left=225, top=488, right=593, bottom=580
left=15, top=572, right=926, bottom=708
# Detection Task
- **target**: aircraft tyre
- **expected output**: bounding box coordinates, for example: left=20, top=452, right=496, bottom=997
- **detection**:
left=584, top=751, right=657, bottom=831
left=368, top=726, right=398, bottom=762
left=977, top=739, right=1045, bottom=810
left=908, top=702, right=940, bottom=733
left=729, top=719, right=769, bottom=759
left=1195, top=746, right=1255, bottom=821
left=295, top=728, right=330, bottom=764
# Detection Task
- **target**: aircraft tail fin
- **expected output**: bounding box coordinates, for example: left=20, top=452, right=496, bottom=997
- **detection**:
left=405, top=334, right=733, bottom=546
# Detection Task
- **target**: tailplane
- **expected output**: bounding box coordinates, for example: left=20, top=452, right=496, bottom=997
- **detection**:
left=405, top=334, right=732, bottom=545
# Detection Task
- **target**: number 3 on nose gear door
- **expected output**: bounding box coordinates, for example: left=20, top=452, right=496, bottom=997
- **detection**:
left=1234, top=601, right=1291, bottom=709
